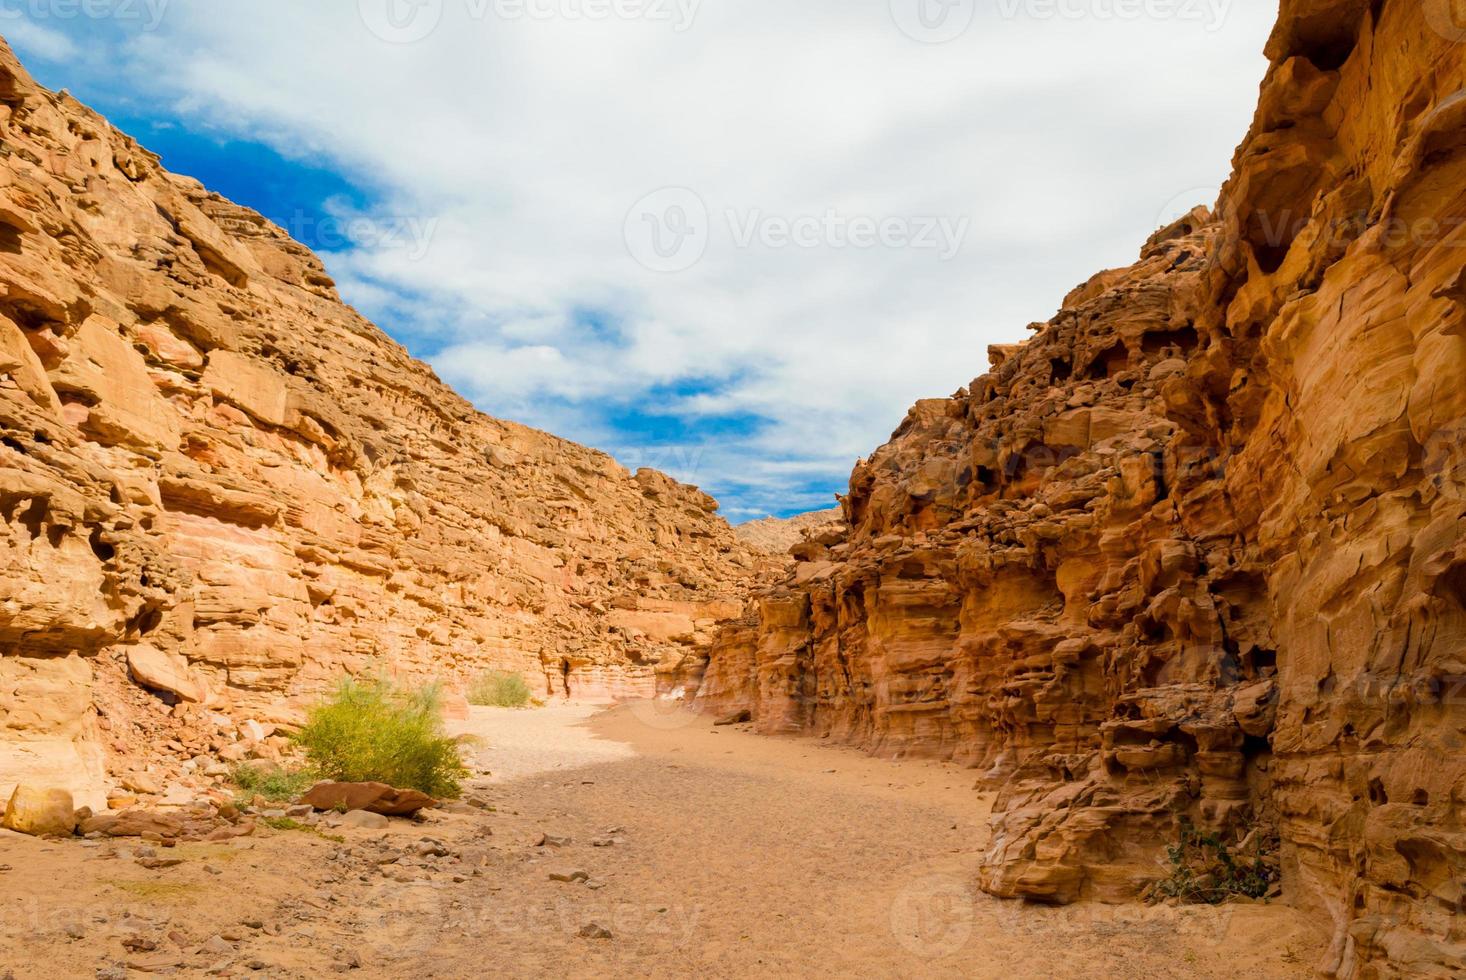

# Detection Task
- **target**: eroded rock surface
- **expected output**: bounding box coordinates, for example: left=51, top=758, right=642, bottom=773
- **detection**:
left=734, top=508, right=844, bottom=556
left=692, top=4, right=1466, bottom=975
left=0, top=41, right=755, bottom=806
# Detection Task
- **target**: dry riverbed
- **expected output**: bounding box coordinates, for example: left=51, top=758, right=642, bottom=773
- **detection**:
left=0, top=703, right=1325, bottom=978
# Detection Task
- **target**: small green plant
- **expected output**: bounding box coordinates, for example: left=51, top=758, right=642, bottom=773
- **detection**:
left=467, top=670, right=532, bottom=708
left=261, top=816, right=309, bottom=832
left=1151, top=819, right=1279, bottom=905
left=294, top=677, right=468, bottom=799
left=229, top=763, right=316, bottom=804
left=260, top=816, right=344, bottom=842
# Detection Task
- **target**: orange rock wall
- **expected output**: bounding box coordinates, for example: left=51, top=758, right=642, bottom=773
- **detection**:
left=692, top=4, right=1466, bottom=975
left=0, top=43, right=756, bottom=804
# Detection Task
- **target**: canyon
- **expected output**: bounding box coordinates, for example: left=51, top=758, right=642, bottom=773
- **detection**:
left=0, top=36, right=764, bottom=811
left=0, top=1, right=1462, bottom=978
left=688, top=2, right=1466, bottom=976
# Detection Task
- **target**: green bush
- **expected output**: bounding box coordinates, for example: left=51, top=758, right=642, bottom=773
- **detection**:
left=1151, top=820, right=1280, bottom=904
left=468, top=670, right=532, bottom=708
left=294, top=678, right=468, bottom=799
left=230, top=763, right=316, bottom=804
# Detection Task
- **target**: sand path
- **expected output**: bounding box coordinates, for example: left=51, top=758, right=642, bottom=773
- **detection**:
left=0, top=702, right=1325, bottom=978
left=429, top=702, right=1323, bottom=978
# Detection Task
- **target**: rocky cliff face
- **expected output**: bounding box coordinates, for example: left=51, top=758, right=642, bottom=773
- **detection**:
left=0, top=42, right=756, bottom=807
left=691, top=3, right=1466, bottom=975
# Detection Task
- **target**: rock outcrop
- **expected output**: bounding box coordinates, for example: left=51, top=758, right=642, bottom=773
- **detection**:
left=0, top=40, right=756, bottom=807
left=734, top=508, right=844, bottom=556
left=691, top=3, right=1466, bottom=975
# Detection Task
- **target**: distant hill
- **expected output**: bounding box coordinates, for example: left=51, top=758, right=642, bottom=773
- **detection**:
left=735, top=508, right=843, bottom=555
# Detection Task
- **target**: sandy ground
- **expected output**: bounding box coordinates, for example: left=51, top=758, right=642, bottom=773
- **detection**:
left=0, top=702, right=1326, bottom=978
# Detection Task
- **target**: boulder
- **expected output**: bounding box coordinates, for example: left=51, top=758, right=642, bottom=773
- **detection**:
left=1, top=785, right=76, bottom=837
left=126, top=645, right=203, bottom=704
left=338, top=809, right=389, bottom=831
left=300, top=781, right=435, bottom=816
left=80, top=808, right=186, bottom=839
left=441, top=692, right=470, bottom=721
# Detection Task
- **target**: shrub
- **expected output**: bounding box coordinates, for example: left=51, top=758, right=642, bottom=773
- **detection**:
left=259, top=816, right=345, bottom=842
left=1150, top=820, right=1280, bottom=904
left=468, top=670, right=532, bottom=708
left=294, top=678, right=468, bottom=799
left=230, top=763, right=316, bottom=804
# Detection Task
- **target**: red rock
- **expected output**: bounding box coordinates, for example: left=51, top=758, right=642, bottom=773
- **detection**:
left=300, top=781, right=434, bottom=816
left=80, top=809, right=185, bottom=839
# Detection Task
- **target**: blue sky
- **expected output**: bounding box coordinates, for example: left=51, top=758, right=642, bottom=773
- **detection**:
left=8, top=2, right=1275, bottom=520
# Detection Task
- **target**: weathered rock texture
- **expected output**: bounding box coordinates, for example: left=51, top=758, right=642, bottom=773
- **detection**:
left=0, top=41, right=756, bottom=807
left=734, top=507, right=843, bottom=556
left=692, top=4, right=1466, bottom=976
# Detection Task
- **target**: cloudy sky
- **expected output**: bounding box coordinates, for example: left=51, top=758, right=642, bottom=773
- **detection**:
left=14, top=0, right=1275, bottom=519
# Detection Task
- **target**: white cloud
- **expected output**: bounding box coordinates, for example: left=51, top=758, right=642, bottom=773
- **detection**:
left=3, top=16, right=79, bottom=61
left=31, top=0, right=1274, bottom=517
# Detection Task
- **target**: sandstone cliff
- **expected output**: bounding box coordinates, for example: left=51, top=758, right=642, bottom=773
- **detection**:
left=0, top=41, right=757, bottom=808
left=691, top=3, right=1466, bottom=975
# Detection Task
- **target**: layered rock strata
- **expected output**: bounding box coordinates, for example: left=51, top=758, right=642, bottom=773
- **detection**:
left=0, top=42, right=756, bottom=805
left=692, top=3, right=1466, bottom=975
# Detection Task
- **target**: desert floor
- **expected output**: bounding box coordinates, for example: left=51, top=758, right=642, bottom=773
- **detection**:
left=0, top=703, right=1326, bottom=978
